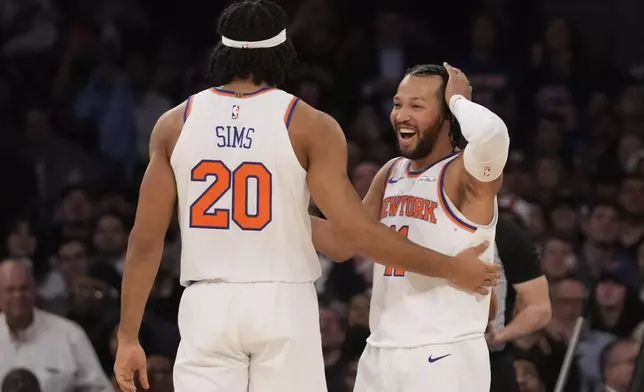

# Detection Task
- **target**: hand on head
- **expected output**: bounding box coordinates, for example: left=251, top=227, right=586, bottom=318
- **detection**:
left=443, top=62, right=473, bottom=102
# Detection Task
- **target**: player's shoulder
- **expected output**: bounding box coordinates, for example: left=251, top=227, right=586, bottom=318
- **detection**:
left=369, top=156, right=405, bottom=186
left=289, top=99, right=343, bottom=142
left=382, top=156, right=406, bottom=176
left=384, top=156, right=405, bottom=171
left=291, top=99, right=338, bottom=127
left=162, top=101, right=187, bottom=124
left=150, top=102, right=187, bottom=158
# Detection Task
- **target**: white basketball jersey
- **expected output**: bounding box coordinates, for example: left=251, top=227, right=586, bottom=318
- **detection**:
left=367, top=153, right=498, bottom=348
left=170, top=87, right=320, bottom=286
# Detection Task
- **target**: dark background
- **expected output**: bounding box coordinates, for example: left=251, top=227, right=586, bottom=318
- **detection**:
left=1, top=0, right=644, bottom=391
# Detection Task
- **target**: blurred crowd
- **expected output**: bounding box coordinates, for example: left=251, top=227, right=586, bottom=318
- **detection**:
left=1, top=0, right=643, bottom=392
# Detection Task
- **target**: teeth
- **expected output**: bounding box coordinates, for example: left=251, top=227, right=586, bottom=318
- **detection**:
left=399, top=128, right=416, bottom=134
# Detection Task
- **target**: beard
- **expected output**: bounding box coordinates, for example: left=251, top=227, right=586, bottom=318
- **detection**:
left=396, top=119, right=445, bottom=160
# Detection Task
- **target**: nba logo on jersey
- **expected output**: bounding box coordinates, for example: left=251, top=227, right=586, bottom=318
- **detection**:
left=483, top=166, right=491, bottom=177
left=232, top=105, right=240, bottom=120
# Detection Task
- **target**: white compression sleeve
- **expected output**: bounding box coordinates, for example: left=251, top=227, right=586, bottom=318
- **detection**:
left=449, top=94, right=510, bottom=182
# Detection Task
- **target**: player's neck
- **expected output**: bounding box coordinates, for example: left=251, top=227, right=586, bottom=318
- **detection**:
left=409, top=144, right=454, bottom=173
left=222, top=79, right=272, bottom=94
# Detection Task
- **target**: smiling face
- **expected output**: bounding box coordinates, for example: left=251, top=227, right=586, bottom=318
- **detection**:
left=390, top=74, right=449, bottom=160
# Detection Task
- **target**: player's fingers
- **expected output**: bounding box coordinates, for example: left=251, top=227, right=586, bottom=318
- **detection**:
left=117, top=378, right=136, bottom=392
left=486, top=263, right=502, bottom=273
left=138, top=364, right=150, bottom=390
left=483, top=279, right=495, bottom=287
left=472, top=241, right=491, bottom=255
left=445, top=62, right=463, bottom=75
left=443, top=62, right=455, bottom=76
left=486, top=273, right=500, bottom=284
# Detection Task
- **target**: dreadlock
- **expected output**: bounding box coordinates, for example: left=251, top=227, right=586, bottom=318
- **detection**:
left=405, top=64, right=464, bottom=149
left=208, top=0, right=297, bottom=87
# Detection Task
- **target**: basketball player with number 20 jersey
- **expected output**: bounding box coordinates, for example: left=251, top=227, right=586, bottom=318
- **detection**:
left=113, top=3, right=503, bottom=392
left=312, top=63, right=510, bottom=392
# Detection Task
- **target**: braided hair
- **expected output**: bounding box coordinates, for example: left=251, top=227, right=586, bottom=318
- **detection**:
left=208, top=0, right=297, bottom=87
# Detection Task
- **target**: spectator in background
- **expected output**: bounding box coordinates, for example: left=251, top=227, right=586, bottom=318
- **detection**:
left=578, top=202, right=634, bottom=288
left=514, top=278, right=586, bottom=392
left=39, top=239, right=90, bottom=316
left=617, top=175, right=644, bottom=253
left=1, top=368, right=41, bottom=392
left=51, top=186, right=95, bottom=244
left=0, top=0, right=58, bottom=58
left=540, top=235, right=578, bottom=281
left=487, top=217, right=551, bottom=392
left=0, top=259, right=111, bottom=392
left=22, top=106, right=100, bottom=203
left=343, top=358, right=359, bottom=392
left=2, top=218, right=40, bottom=276
left=545, top=278, right=616, bottom=392
left=532, top=156, right=566, bottom=207
left=513, top=352, right=546, bottom=392
left=65, top=276, right=119, bottom=376
left=342, top=293, right=370, bottom=362
left=146, top=355, right=173, bottom=392
left=547, top=197, right=582, bottom=242
left=600, top=338, right=640, bottom=392
left=89, top=212, right=129, bottom=291
left=319, top=304, right=346, bottom=392
left=0, top=1, right=643, bottom=391
left=638, top=242, right=644, bottom=302
left=350, top=162, right=379, bottom=199
left=590, top=271, right=644, bottom=337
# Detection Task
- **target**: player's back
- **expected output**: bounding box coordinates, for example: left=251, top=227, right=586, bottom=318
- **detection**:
left=171, top=87, right=319, bottom=285
left=368, top=153, right=498, bottom=348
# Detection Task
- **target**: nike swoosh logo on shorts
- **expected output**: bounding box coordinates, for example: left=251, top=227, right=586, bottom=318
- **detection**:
left=428, top=354, right=451, bottom=363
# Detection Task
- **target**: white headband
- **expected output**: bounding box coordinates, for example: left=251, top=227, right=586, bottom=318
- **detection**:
left=221, top=29, right=287, bottom=49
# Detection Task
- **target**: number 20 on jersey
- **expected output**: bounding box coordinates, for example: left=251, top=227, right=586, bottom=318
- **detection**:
left=189, top=160, right=272, bottom=231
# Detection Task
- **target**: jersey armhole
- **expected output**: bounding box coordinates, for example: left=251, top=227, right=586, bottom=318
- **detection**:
left=437, top=155, right=498, bottom=233
left=284, top=96, right=301, bottom=128
left=183, top=95, right=194, bottom=123
left=382, top=157, right=404, bottom=194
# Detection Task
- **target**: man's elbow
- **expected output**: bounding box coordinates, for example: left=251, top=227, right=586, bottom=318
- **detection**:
left=311, top=217, right=355, bottom=262
left=535, top=301, right=552, bottom=329
left=482, top=116, right=510, bottom=152
left=331, top=220, right=374, bottom=255
left=317, top=241, right=354, bottom=263
left=127, top=228, right=164, bottom=254
left=325, top=252, right=353, bottom=263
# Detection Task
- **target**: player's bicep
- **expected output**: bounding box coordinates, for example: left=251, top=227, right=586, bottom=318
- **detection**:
left=361, top=158, right=398, bottom=221
left=310, top=160, right=393, bottom=261
left=130, top=118, right=178, bottom=243
left=450, top=96, right=509, bottom=195
left=451, top=155, right=503, bottom=196
left=304, top=113, right=373, bottom=235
